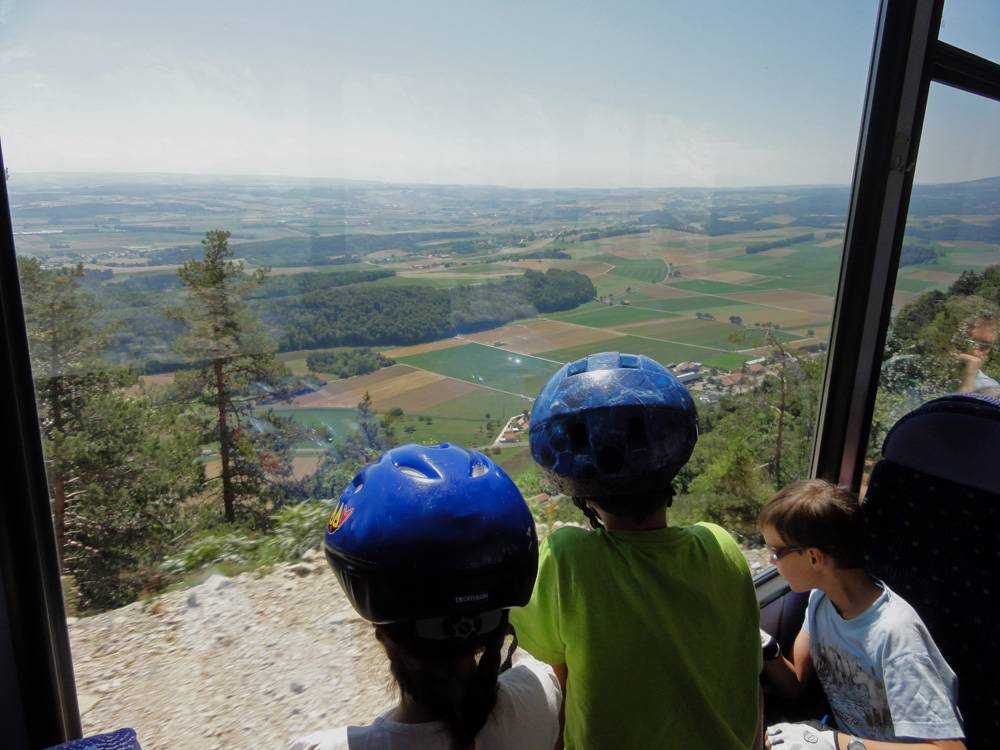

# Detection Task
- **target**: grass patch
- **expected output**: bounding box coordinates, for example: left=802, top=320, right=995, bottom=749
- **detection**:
left=632, top=295, right=751, bottom=313
left=667, top=279, right=756, bottom=294
left=544, top=304, right=676, bottom=328
left=539, top=335, right=726, bottom=367
left=271, top=408, right=357, bottom=447
left=585, top=253, right=668, bottom=283
left=623, top=318, right=802, bottom=350
left=893, top=277, right=937, bottom=292
left=397, top=343, right=559, bottom=396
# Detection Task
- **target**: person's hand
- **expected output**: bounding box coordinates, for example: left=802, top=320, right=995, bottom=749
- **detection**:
left=760, top=628, right=780, bottom=661
left=765, top=722, right=835, bottom=750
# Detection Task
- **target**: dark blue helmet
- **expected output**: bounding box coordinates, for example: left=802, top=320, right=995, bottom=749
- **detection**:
left=530, top=352, right=698, bottom=498
left=324, top=443, right=537, bottom=640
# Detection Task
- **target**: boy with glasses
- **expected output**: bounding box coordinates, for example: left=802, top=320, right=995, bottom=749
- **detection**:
left=759, top=480, right=965, bottom=750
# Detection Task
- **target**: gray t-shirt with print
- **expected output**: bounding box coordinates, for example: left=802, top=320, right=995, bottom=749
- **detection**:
left=804, top=581, right=964, bottom=741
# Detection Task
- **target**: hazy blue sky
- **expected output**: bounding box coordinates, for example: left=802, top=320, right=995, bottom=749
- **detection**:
left=2, top=1, right=998, bottom=188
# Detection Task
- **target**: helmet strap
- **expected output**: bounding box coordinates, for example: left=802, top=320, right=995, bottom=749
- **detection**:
left=499, top=619, right=518, bottom=673
left=573, top=497, right=605, bottom=530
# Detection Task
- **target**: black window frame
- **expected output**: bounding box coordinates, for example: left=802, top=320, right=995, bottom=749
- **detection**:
left=1, top=0, right=998, bottom=744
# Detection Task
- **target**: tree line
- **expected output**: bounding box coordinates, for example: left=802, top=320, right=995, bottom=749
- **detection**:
left=745, top=233, right=815, bottom=255
left=271, top=268, right=595, bottom=350
left=305, top=348, right=395, bottom=378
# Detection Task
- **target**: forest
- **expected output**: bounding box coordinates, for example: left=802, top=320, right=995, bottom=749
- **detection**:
left=271, top=268, right=596, bottom=350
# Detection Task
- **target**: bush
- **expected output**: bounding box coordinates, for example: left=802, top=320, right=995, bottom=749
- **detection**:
left=161, top=500, right=332, bottom=575
left=161, top=528, right=263, bottom=575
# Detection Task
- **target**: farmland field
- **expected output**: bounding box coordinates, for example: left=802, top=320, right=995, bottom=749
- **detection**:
left=396, top=343, right=560, bottom=396
left=621, top=318, right=802, bottom=350
left=629, top=295, right=752, bottom=313
left=543, top=303, right=677, bottom=328
left=538, top=334, right=753, bottom=370
left=458, top=319, right=623, bottom=354
left=666, top=279, right=757, bottom=294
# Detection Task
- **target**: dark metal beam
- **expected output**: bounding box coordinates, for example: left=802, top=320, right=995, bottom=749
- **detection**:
left=812, top=0, right=943, bottom=488
left=930, top=40, right=1000, bottom=102
left=0, top=143, right=82, bottom=747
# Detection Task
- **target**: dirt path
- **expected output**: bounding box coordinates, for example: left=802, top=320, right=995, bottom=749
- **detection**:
left=69, top=542, right=772, bottom=749
left=70, top=554, right=392, bottom=750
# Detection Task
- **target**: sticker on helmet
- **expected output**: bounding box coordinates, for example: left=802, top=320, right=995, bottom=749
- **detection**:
left=327, top=502, right=354, bottom=534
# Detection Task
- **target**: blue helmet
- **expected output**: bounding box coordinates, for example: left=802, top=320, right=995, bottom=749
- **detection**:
left=324, top=443, right=537, bottom=640
left=530, top=352, right=698, bottom=498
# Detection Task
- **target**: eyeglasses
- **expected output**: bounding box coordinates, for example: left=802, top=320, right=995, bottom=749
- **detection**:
left=768, top=545, right=805, bottom=563
left=963, top=337, right=995, bottom=353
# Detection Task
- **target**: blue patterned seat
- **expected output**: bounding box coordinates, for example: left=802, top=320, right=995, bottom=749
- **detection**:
left=862, top=393, right=1000, bottom=749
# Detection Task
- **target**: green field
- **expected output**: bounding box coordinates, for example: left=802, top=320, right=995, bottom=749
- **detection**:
left=364, top=274, right=497, bottom=289
left=397, top=343, right=560, bottom=396
left=624, top=318, right=802, bottom=350
left=538, top=334, right=754, bottom=370
left=709, top=245, right=842, bottom=291
left=544, top=304, right=676, bottom=328
left=666, top=279, right=756, bottom=294
left=446, top=262, right=521, bottom=274
left=271, top=408, right=358, bottom=447
left=391, top=385, right=532, bottom=447
left=426, top=389, right=531, bottom=420
left=893, top=277, right=937, bottom=292
left=585, top=253, right=668, bottom=282
left=632, top=295, right=751, bottom=313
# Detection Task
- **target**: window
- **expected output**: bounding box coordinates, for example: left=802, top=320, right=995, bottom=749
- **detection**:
left=869, top=84, right=1000, bottom=465
left=3, top=2, right=876, bottom=744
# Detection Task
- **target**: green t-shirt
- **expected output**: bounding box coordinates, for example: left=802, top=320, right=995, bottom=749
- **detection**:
left=511, top=522, right=762, bottom=750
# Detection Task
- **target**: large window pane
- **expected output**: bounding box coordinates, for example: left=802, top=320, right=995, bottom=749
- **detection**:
left=3, top=2, right=876, bottom=745
left=870, top=85, right=1000, bottom=465
left=940, top=0, right=1000, bottom=65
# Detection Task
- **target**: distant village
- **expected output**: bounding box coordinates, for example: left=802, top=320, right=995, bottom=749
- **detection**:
left=492, top=351, right=823, bottom=446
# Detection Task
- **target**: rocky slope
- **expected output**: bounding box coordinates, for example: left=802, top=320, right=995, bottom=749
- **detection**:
left=70, top=550, right=392, bottom=750
left=69, top=541, right=772, bottom=749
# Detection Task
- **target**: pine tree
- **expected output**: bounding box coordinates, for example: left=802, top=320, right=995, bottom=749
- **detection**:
left=19, top=258, right=202, bottom=608
left=19, top=259, right=114, bottom=557
left=171, top=230, right=297, bottom=525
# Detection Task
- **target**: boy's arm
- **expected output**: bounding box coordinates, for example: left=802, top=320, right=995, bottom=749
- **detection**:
left=550, top=664, right=567, bottom=750
left=768, top=725, right=965, bottom=750
left=762, top=627, right=813, bottom=700
left=832, top=735, right=965, bottom=750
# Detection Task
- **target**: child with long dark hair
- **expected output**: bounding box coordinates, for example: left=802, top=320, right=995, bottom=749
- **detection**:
left=289, top=443, right=561, bottom=750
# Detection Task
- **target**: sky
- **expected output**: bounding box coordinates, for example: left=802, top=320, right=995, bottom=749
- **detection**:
left=1, top=0, right=998, bottom=189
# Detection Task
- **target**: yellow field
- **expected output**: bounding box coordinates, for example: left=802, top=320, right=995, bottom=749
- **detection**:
left=726, top=290, right=835, bottom=316
left=382, top=338, right=465, bottom=358
left=460, top=319, right=624, bottom=354
left=907, top=270, right=961, bottom=283
left=287, top=365, right=458, bottom=409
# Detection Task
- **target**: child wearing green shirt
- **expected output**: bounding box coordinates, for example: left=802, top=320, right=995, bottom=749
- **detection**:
left=511, top=352, right=762, bottom=750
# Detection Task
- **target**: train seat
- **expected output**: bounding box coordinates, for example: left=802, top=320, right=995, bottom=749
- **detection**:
left=862, top=393, right=1000, bottom=749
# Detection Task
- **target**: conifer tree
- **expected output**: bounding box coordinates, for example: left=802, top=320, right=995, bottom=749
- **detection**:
left=171, top=230, right=297, bottom=525
left=20, top=258, right=202, bottom=608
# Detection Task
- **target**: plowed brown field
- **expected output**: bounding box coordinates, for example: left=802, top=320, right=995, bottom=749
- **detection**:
left=460, top=319, right=623, bottom=354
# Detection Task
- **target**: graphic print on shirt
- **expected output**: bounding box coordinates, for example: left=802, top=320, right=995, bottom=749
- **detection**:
left=813, top=641, right=893, bottom=735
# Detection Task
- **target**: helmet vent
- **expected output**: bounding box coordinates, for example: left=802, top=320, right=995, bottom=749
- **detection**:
left=619, top=353, right=640, bottom=369
left=568, top=422, right=589, bottom=453
left=393, top=452, right=444, bottom=480
left=596, top=447, right=625, bottom=474
left=470, top=460, right=489, bottom=478
left=627, top=416, right=646, bottom=451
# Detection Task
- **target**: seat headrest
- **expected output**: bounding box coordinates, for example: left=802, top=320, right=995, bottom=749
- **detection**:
left=881, top=393, right=1000, bottom=495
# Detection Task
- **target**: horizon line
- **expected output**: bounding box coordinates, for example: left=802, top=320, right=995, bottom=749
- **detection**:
left=9, top=170, right=999, bottom=192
